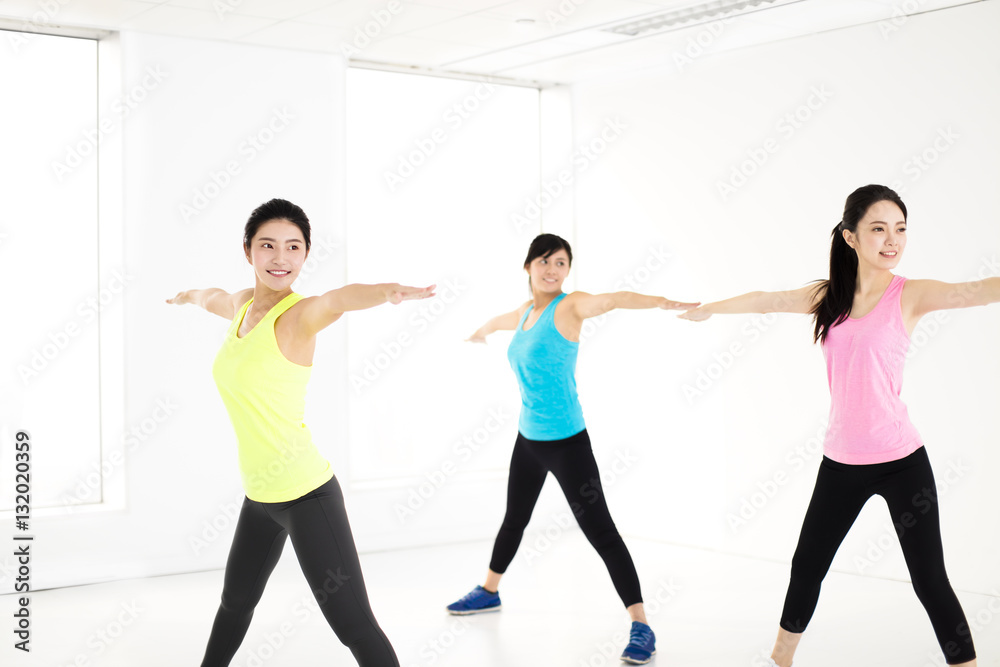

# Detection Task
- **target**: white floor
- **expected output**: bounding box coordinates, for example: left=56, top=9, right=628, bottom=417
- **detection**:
left=5, top=534, right=998, bottom=667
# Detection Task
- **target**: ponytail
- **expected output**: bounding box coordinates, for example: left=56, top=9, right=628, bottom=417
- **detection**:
left=811, top=222, right=858, bottom=343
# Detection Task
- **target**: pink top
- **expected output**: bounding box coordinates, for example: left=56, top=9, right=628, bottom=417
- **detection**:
left=821, top=274, right=923, bottom=465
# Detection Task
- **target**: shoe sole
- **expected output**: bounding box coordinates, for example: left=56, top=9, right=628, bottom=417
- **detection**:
left=446, top=604, right=502, bottom=616
left=621, top=649, right=656, bottom=664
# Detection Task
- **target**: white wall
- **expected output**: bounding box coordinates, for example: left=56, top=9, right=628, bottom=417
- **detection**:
left=568, top=1, right=1000, bottom=594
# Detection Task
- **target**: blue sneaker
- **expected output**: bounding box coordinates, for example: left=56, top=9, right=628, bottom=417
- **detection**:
left=620, top=621, right=656, bottom=664
left=446, top=585, right=501, bottom=615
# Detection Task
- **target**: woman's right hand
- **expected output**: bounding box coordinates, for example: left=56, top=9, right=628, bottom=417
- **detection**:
left=465, top=329, right=488, bottom=344
left=165, top=290, right=190, bottom=305
left=677, top=305, right=713, bottom=322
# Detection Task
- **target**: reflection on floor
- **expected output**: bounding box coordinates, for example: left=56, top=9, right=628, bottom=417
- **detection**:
left=8, top=533, right=999, bottom=666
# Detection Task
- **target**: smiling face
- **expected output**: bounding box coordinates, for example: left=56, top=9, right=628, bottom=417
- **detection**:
left=844, top=199, right=906, bottom=270
left=525, top=249, right=570, bottom=295
left=244, top=218, right=309, bottom=291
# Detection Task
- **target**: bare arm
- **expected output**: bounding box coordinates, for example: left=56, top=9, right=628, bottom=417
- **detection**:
left=568, top=291, right=700, bottom=320
left=166, top=287, right=253, bottom=319
left=467, top=301, right=532, bottom=343
left=297, top=283, right=436, bottom=337
left=679, top=283, right=824, bottom=322
left=905, top=277, right=1000, bottom=319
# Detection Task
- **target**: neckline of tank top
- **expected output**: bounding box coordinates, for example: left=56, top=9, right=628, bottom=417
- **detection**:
left=847, top=274, right=900, bottom=322
left=236, top=292, right=299, bottom=340
left=521, top=293, right=566, bottom=333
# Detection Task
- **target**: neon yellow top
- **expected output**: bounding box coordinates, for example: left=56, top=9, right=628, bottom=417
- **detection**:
left=212, top=292, right=332, bottom=502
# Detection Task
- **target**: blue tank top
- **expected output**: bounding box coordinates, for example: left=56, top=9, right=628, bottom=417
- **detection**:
left=507, top=292, right=586, bottom=441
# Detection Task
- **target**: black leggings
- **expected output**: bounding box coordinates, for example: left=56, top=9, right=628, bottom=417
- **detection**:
left=489, top=429, right=643, bottom=607
left=201, top=476, right=399, bottom=667
left=780, top=447, right=975, bottom=664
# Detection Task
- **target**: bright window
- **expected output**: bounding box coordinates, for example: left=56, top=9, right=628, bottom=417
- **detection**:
left=0, top=31, right=102, bottom=511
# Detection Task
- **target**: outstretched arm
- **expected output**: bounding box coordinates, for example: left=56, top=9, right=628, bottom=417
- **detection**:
left=467, top=301, right=531, bottom=343
left=907, top=277, right=1000, bottom=318
left=166, top=287, right=253, bottom=319
left=678, top=283, right=823, bottom=322
left=297, top=283, right=436, bottom=337
left=568, top=291, right=700, bottom=320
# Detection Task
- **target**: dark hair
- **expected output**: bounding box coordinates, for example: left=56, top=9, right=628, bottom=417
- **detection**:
left=810, top=184, right=907, bottom=344
left=243, top=199, right=311, bottom=252
left=523, top=233, right=573, bottom=290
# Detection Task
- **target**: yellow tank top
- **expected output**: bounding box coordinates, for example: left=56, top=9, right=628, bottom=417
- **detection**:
left=212, top=292, right=332, bottom=502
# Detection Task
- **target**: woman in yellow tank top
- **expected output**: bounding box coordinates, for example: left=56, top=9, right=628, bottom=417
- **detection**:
left=167, top=199, right=433, bottom=667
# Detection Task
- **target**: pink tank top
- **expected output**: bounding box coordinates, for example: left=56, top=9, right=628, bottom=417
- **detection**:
left=822, top=274, right=923, bottom=465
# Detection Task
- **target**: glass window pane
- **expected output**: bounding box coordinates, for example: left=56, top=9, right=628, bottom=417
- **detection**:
left=0, top=31, right=101, bottom=510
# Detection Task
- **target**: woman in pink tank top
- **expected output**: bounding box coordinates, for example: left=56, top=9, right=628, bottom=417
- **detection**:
left=680, top=184, right=999, bottom=667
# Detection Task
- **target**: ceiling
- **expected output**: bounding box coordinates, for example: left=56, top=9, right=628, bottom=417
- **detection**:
left=0, top=0, right=985, bottom=84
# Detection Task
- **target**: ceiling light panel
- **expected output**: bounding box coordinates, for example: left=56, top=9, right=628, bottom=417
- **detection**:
left=603, top=0, right=805, bottom=36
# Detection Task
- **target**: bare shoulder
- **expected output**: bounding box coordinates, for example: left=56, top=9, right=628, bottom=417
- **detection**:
left=232, top=287, right=254, bottom=309
left=281, top=293, right=344, bottom=337
left=560, top=290, right=591, bottom=308
left=794, top=282, right=826, bottom=310
left=203, top=287, right=253, bottom=320
left=901, top=277, right=937, bottom=293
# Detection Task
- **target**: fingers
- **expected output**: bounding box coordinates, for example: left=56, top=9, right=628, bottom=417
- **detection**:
left=677, top=309, right=709, bottom=321
left=660, top=299, right=701, bottom=311
left=391, top=284, right=437, bottom=303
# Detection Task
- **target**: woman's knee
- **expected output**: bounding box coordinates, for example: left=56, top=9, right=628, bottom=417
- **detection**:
left=911, top=568, right=954, bottom=602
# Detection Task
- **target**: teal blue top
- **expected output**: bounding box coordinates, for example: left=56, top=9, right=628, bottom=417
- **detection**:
left=506, top=292, right=586, bottom=441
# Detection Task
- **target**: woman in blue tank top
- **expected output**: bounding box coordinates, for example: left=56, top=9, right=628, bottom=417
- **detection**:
left=445, top=233, right=698, bottom=664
